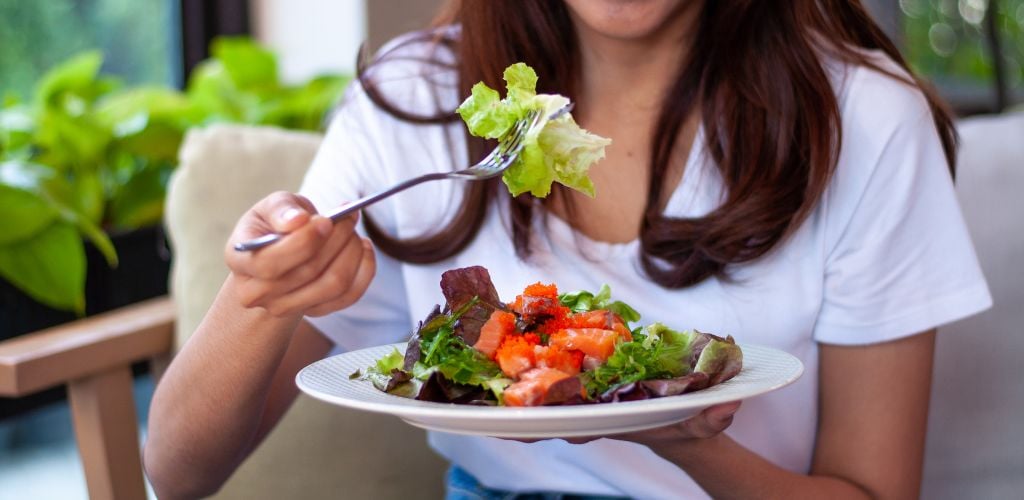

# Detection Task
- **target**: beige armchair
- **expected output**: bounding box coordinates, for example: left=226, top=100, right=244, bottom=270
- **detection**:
left=165, top=124, right=447, bottom=499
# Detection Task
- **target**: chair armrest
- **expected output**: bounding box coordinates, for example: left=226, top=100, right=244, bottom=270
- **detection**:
left=0, top=296, right=175, bottom=397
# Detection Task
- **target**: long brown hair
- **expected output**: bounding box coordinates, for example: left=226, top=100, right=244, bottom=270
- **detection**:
left=358, top=0, right=957, bottom=288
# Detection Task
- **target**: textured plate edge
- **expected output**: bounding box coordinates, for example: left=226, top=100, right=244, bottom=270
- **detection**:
left=295, top=343, right=804, bottom=422
left=400, top=410, right=702, bottom=438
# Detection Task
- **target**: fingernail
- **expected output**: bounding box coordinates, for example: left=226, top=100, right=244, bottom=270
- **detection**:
left=281, top=208, right=301, bottom=223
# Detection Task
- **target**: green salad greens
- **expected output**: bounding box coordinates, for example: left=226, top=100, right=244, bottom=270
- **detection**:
left=456, top=63, right=611, bottom=198
left=361, top=266, right=743, bottom=407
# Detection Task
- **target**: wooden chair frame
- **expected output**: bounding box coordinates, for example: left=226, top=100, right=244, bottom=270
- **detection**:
left=0, top=297, right=175, bottom=500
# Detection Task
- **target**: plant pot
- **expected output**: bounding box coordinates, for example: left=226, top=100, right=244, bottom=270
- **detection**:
left=0, top=225, right=171, bottom=418
left=1, top=225, right=172, bottom=339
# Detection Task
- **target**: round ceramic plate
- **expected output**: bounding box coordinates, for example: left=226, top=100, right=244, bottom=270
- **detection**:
left=296, top=343, right=803, bottom=438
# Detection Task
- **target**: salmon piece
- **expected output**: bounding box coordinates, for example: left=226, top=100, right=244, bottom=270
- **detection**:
left=534, top=345, right=584, bottom=375
left=503, top=368, right=573, bottom=407
left=474, top=311, right=515, bottom=358
left=569, top=311, right=632, bottom=341
left=548, top=328, right=621, bottom=361
left=495, top=335, right=536, bottom=377
left=510, top=283, right=570, bottom=325
left=611, top=321, right=633, bottom=342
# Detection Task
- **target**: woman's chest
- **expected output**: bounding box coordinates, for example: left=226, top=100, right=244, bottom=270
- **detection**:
left=397, top=205, right=828, bottom=354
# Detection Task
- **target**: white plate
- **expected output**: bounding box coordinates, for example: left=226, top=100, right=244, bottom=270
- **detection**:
left=296, top=343, right=803, bottom=438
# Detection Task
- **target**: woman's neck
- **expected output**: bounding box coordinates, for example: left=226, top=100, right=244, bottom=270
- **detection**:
left=572, top=3, right=702, bottom=113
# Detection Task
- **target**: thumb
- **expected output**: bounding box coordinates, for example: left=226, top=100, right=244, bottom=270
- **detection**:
left=258, top=192, right=318, bottom=233
left=706, top=401, right=742, bottom=425
left=273, top=206, right=312, bottom=233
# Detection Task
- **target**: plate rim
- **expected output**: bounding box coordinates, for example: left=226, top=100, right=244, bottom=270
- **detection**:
left=296, top=342, right=804, bottom=421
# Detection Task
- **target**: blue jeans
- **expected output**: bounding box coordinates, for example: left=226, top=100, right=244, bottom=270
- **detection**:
left=445, top=465, right=630, bottom=500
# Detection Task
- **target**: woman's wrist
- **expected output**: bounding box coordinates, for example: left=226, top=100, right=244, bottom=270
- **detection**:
left=224, top=273, right=299, bottom=318
left=637, top=431, right=728, bottom=469
left=217, top=274, right=307, bottom=342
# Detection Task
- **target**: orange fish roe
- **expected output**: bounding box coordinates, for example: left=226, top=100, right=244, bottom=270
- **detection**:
left=523, top=333, right=542, bottom=345
left=536, top=313, right=573, bottom=335
left=524, top=282, right=559, bottom=298
left=495, top=335, right=536, bottom=377
left=510, top=282, right=561, bottom=313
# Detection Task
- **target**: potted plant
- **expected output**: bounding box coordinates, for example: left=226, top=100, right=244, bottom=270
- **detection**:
left=0, top=37, right=350, bottom=338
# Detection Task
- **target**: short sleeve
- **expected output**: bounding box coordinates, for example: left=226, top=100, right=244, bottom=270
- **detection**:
left=297, top=85, right=414, bottom=351
left=813, top=77, right=991, bottom=345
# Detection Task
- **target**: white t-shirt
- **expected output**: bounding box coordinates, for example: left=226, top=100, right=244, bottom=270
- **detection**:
left=299, top=38, right=991, bottom=499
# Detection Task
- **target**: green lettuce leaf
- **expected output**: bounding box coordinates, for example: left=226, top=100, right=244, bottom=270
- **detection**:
left=457, top=83, right=515, bottom=139
left=558, top=284, right=641, bottom=325
left=584, top=322, right=695, bottom=396
left=456, top=63, right=610, bottom=198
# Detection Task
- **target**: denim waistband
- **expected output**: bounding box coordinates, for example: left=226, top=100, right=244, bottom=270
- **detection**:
left=445, top=465, right=630, bottom=500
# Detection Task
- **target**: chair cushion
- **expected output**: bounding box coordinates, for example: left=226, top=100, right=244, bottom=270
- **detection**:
left=167, top=124, right=322, bottom=346
left=165, top=124, right=446, bottom=499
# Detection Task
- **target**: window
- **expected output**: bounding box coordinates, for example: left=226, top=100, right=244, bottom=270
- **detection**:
left=901, top=0, right=1024, bottom=113
left=0, top=0, right=182, bottom=99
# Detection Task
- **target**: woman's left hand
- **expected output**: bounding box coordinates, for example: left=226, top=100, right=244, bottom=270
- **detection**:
left=512, top=401, right=741, bottom=447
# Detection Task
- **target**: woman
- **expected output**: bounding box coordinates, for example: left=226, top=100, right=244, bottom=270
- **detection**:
left=144, top=1, right=991, bottom=498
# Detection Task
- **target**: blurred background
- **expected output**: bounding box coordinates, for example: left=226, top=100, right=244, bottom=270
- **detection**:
left=0, top=1, right=1021, bottom=499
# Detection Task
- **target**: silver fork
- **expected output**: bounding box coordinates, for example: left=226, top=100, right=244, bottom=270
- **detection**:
left=234, top=104, right=572, bottom=252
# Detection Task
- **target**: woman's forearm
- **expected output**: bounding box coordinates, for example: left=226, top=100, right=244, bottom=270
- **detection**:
left=144, top=275, right=302, bottom=499
left=654, top=436, right=872, bottom=500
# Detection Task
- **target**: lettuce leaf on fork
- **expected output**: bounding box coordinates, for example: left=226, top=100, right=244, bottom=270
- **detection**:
left=456, top=63, right=611, bottom=198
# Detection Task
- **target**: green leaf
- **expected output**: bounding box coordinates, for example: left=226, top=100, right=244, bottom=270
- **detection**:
left=211, top=37, right=279, bottom=92
left=374, top=348, right=405, bottom=373
left=457, top=62, right=609, bottom=199
left=74, top=170, right=104, bottom=225
left=75, top=215, right=117, bottom=268
left=35, top=51, right=104, bottom=108
left=0, top=183, right=58, bottom=245
left=502, top=62, right=539, bottom=103
left=97, top=87, right=200, bottom=162
left=558, top=284, right=641, bottom=324
left=185, top=60, right=236, bottom=120
left=0, top=160, right=117, bottom=266
left=0, top=105, right=36, bottom=156
left=107, top=162, right=167, bottom=229
left=502, top=141, right=555, bottom=197
left=536, top=117, right=608, bottom=197
left=584, top=323, right=694, bottom=396
left=0, top=222, right=86, bottom=313
left=456, top=82, right=515, bottom=139
left=34, top=104, right=112, bottom=172
left=186, top=60, right=262, bottom=123
left=259, top=75, right=349, bottom=130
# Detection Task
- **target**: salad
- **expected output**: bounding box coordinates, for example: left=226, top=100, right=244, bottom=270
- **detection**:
left=359, top=267, right=742, bottom=407
left=457, top=62, right=611, bottom=198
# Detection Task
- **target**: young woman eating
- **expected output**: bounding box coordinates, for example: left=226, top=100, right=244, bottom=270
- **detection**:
left=144, top=1, right=991, bottom=498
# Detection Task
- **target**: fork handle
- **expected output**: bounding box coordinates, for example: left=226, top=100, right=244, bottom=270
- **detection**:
left=234, top=171, right=450, bottom=252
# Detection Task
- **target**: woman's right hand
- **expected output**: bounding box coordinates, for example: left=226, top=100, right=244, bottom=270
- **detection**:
left=224, top=191, right=376, bottom=320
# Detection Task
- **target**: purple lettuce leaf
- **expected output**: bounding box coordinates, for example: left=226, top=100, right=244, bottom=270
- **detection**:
left=402, top=305, right=442, bottom=371
left=415, top=371, right=495, bottom=404
left=693, top=334, right=743, bottom=385
left=598, top=372, right=711, bottom=403
left=439, top=266, right=505, bottom=345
